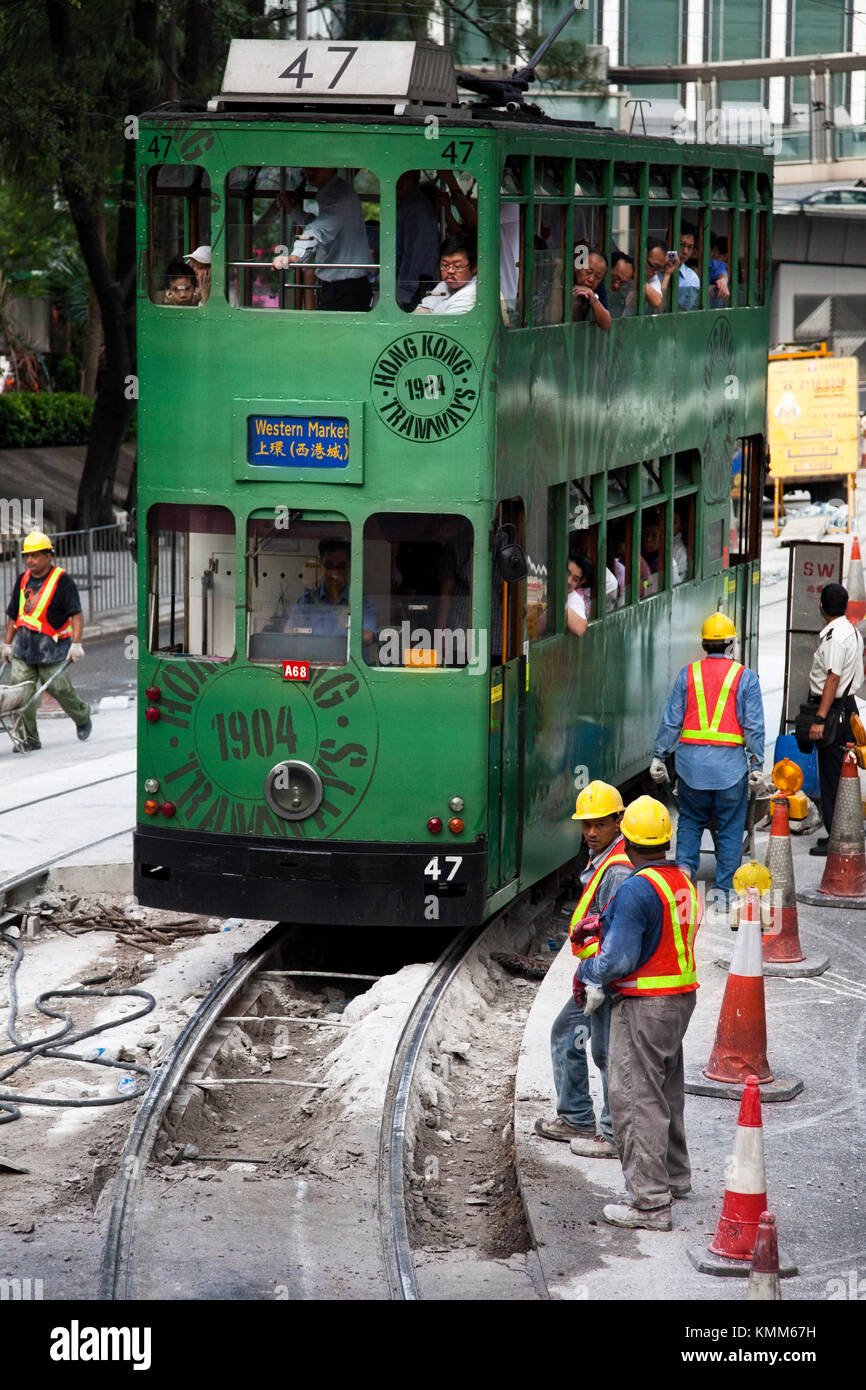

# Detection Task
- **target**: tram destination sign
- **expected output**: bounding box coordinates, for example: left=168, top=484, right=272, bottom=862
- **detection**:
left=247, top=415, right=349, bottom=468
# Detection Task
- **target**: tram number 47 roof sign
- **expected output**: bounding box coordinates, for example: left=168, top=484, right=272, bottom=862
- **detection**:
left=767, top=356, right=859, bottom=478
left=248, top=415, right=348, bottom=468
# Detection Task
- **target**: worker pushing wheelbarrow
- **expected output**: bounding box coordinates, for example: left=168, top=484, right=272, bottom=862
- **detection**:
left=1, top=531, right=91, bottom=753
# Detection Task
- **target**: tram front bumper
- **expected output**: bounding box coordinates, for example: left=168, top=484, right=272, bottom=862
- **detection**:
left=134, top=826, right=488, bottom=927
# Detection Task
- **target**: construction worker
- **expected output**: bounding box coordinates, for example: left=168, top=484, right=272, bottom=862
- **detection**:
left=650, top=613, right=765, bottom=896
left=534, top=781, right=632, bottom=1156
left=1, top=532, right=91, bottom=751
left=577, top=796, right=702, bottom=1230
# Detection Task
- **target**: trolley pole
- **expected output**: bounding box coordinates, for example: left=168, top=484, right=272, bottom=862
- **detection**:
left=297, top=0, right=307, bottom=40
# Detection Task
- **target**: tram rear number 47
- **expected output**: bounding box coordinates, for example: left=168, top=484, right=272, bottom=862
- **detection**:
left=211, top=707, right=296, bottom=761
left=424, top=856, right=463, bottom=881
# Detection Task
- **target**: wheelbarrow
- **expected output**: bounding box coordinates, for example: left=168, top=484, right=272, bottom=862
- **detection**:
left=0, top=659, right=73, bottom=752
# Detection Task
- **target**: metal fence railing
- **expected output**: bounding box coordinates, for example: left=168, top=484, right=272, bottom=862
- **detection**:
left=0, top=524, right=137, bottom=625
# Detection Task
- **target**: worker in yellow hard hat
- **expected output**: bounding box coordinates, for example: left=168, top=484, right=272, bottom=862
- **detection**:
left=574, top=795, right=702, bottom=1232
left=649, top=612, right=765, bottom=894
left=535, top=780, right=631, bottom=1158
left=2, top=532, right=91, bottom=751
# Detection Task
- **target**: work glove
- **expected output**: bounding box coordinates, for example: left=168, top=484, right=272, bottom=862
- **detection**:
left=572, top=972, right=586, bottom=1009
left=0, top=642, right=13, bottom=662
left=583, top=985, right=606, bottom=1016
left=747, top=768, right=765, bottom=793
left=649, top=756, right=669, bottom=784
left=68, top=643, right=85, bottom=662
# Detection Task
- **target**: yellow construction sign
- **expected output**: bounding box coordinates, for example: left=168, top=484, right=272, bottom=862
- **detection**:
left=768, top=356, right=859, bottom=479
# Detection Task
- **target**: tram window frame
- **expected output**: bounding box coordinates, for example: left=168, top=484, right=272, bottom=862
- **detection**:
left=398, top=168, right=479, bottom=316
left=609, top=205, right=641, bottom=320
left=147, top=165, right=212, bottom=305
left=245, top=514, right=361, bottom=669
left=225, top=165, right=380, bottom=313
left=526, top=485, right=553, bottom=640
left=606, top=513, right=634, bottom=611
left=672, top=491, right=698, bottom=587
left=639, top=503, right=667, bottom=601
left=501, top=154, right=528, bottom=327
left=146, top=503, right=235, bottom=660
left=362, top=511, right=475, bottom=671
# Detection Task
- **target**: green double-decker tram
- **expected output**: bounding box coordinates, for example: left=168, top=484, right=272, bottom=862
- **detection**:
left=134, top=38, right=771, bottom=927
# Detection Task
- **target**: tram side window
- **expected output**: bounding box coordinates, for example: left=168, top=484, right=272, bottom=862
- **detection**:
left=672, top=496, right=696, bottom=585
left=709, top=210, right=733, bottom=309
left=146, top=505, right=235, bottom=658
left=246, top=517, right=362, bottom=667
left=226, top=167, right=379, bottom=312
left=640, top=506, right=666, bottom=599
left=609, top=208, right=640, bottom=319
left=148, top=166, right=211, bottom=305
left=607, top=517, right=632, bottom=610
left=363, top=513, right=474, bottom=668
left=396, top=169, right=478, bottom=314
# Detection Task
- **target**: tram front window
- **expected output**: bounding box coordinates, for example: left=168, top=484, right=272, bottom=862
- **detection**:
left=363, top=513, right=474, bottom=668
left=246, top=517, right=370, bottom=665
left=396, top=169, right=478, bottom=313
left=146, top=504, right=235, bottom=658
left=147, top=165, right=212, bottom=305
left=226, top=166, right=379, bottom=311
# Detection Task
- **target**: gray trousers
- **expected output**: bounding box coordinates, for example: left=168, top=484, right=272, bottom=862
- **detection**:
left=10, top=657, right=90, bottom=743
left=608, top=991, right=696, bottom=1210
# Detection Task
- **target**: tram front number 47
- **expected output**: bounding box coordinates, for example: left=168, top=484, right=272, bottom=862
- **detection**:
left=424, top=856, right=463, bottom=881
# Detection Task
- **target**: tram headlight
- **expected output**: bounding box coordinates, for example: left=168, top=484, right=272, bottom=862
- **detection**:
left=264, top=761, right=324, bottom=821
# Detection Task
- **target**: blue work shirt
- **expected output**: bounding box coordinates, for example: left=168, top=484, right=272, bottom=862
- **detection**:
left=653, top=653, right=765, bottom=791
left=578, top=863, right=669, bottom=989
left=287, top=584, right=377, bottom=638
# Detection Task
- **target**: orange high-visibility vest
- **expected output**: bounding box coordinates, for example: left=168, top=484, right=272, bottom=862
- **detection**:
left=16, top=566, right=72, bottom=640
left=680, top=658, right=744, bottom=746
left=611, top=864, right=701, bottom=996
left=569, top=836, right=632, bottom=960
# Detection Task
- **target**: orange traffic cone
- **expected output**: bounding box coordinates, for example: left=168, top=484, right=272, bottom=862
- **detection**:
left=686, top=889, right=803, bottom=1101
left=748, top=1212, right=782, bottom=1300
left=709, top=1075, right=767, bottom=1260
left=703, top=889, right=772, bottom=1085
left=763, top=799, right=829, bottom=977
left=819, top=751, right=866, bottom=899
left=846, top=536, right=866, bottom=624
left=688, top=1080, right=799, bottom=1278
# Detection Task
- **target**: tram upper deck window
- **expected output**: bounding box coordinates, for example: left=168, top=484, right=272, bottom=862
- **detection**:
left=226, top=167, right=379, bottom=312
left=363, top=513, right=474, bottom=669
left=146, top=505, right=234, bottom=659
left=397, top=170, right=478, bottom=314
left=148, top=166, right=211, bottom=305
left=246, top=517, right=365, bottom=666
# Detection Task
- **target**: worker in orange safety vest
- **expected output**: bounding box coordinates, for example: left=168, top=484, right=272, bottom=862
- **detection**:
left=534, top=780, right=632, bottom=1157
left=2, top=532, right=91, bottom=751
left=649, top=613, right=765, bottom=895
left=576, top=796, right=702, bottom=1230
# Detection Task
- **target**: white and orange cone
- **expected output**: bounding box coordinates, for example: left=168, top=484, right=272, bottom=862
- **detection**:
left=846, top=535, right=866, bottom=624
left=764, top=797, right=830, bottom=976
left=708, top=1075, right=767, bottom=1261
left=703, top=889, right=773, bottom=1085
left=747, top=1211, right=782, bottom=1300
left=819, top=751, right=866, bottom=899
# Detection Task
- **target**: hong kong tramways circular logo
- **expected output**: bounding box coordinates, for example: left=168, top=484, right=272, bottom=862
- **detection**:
left=370, top=331, right=480, bottom=440
left=146, top=660, right=378, bottom=838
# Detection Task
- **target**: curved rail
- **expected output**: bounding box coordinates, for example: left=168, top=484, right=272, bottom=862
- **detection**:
left=0, top=768, right=134, bottom=819
left=377, top=920, right=488, bottom=1301
left=99, top=921, right=285, bottom=1301
left=0, top=827, right=136, bottom=901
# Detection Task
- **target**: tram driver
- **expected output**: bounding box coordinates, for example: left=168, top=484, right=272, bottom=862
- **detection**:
left=284, top=539, right=377, bottom=651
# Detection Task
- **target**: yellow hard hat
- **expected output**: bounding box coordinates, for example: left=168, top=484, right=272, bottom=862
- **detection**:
left=572, top=780, right=625, bottom=822
left=733, top=861, right=773, bottom=896
left=620, top=795, right=673, bottom=847
left=701, top=612, right=737, bottom=641
left=22, top=531, right=53, bottom=554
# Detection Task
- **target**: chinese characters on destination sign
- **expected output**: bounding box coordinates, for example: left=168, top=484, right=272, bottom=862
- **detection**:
left=248, top=416, right=349, bottom=467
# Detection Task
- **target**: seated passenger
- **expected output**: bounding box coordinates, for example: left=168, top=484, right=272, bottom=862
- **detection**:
left=572, top=247, right=611, bottom=330
left=414, top=235, right=477, bottom=315
left=644, top=239, right=677, bottom=314
left=183, top=245, right=211, bottom=304
left=285, top=539, right=376, bottom=646
left=709, top=237, right=730, bottom=306
left=567, top=551, right=617, bottom=634
left=163, top=261, right=199, bottom=306
left=396, top=170, right=440, bottom=310
left=676, top=222, right=701, bottom=311
left=608, top=250, right=635, bottom=319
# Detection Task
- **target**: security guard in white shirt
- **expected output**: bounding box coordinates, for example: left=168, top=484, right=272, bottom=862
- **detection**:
left=807, top=582, right=864, bottom=853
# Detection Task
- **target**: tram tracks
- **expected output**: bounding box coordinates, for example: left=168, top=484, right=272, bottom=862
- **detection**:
left=98, top=897, right=554, bottom=1301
